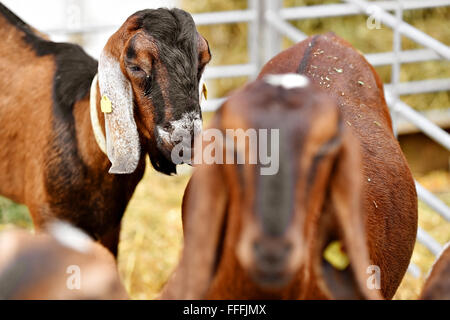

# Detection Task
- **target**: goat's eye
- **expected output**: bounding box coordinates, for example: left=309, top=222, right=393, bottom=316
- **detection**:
left=130, top=66, right=142, bottom=72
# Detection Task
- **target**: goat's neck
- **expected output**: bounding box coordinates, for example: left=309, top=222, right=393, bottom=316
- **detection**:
left=72, top=84, right=110, bottom=172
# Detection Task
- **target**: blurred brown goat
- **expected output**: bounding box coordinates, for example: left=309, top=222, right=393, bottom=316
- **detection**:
left=161, top=74, right=381, bottom=300
left=0, top=222, right=128, bottom=299
left=257, top=33, right=417, bottom=299
left=0, top=4, right=210, bottom=255
left=420, top=243, right=450, bottom=300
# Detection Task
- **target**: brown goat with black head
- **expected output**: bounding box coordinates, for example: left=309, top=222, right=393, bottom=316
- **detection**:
left=161, top=74, right=381, bottom=300
left=0, top=4, right=210, bottom=255
left=258, top=33, right=417, bottom=299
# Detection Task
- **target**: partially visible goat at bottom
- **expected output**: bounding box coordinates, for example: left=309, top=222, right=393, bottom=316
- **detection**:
left=161, top=74, right=382, bottom=299
left=0, top=222, right=128, bottom=299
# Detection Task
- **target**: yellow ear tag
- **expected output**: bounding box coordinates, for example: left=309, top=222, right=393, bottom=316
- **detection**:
left=202, top=83, right=208, bottom=101
left=101, top=95, right=112, bottom=113
left=323, top=241, right=350, bottom=271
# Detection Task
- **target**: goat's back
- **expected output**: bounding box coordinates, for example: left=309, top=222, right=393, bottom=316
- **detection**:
left=0, top=4, right=97, bottom=208
left=0, top=6, right=53, bottom=202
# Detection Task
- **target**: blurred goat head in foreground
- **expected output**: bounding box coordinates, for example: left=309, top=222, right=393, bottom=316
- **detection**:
left=0, top=222, right=128, bottom=300
left=162, top=74, right=380, bottom=300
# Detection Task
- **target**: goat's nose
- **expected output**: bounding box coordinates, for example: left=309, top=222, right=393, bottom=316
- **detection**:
left=162, top=122, right=174, bottom=135
left=253, top=241, right=291, bottom=270
left=157, top=114, right=202, bottom=148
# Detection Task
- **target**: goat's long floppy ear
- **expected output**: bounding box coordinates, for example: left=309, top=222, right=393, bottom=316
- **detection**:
left=160, top=164, right=227, bottom=299
left=98, top=51, right=140, bottom=174
left=325, top=130, right=382, bottom=300
left=161, top=117, right=227, bottom=299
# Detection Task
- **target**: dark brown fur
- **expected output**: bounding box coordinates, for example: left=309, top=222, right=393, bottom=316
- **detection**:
left=258, top=33, right=418, bottom=299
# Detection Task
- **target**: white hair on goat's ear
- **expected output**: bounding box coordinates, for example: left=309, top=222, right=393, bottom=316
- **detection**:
left=98, top=51, right=140, bottom=174
left=263, top=73, right=309, bottom=89
left=47, top=221, right=93, bottom=253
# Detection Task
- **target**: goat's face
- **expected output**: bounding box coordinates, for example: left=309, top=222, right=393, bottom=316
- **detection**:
left=98, top=8, right=211, bottom=174
left=185, top=75, right=378, bottom=298
left=223, top=77, right=344, bottom=290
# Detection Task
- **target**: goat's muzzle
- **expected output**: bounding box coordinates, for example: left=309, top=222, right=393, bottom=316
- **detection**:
left=237, top=217, right=303, bottom=290
left=156, top=111, right=202, bottom=165
left=250, top=238, right=295, bottom=288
